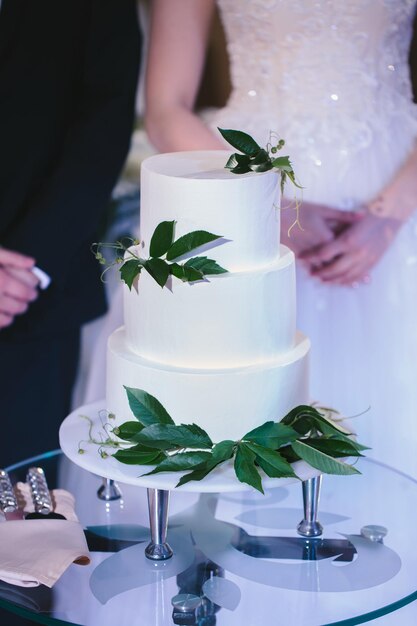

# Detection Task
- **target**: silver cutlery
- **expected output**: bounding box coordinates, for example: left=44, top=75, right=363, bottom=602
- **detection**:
left=0, top=469, right=24, bottom=520
left=0, top=467, right=66, bottom=521
left=25, top=467, right=65, bottom=520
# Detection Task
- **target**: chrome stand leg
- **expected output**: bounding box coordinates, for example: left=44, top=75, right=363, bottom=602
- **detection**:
left=145, top=488, right=173, bottom=560
left=97, top=478, right=122, bottom=501
left=297, top=476, right=323, bottom=537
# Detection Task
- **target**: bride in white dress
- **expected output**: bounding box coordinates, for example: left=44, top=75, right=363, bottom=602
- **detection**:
left=145, top=0, right=417, bottom=476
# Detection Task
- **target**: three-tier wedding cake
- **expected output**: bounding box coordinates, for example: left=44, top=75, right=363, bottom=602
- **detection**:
left=106, top=151, right=310, bottom=442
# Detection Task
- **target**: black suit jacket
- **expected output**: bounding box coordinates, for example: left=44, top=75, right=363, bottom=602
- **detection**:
left=0, top=0, right=140, bottom=339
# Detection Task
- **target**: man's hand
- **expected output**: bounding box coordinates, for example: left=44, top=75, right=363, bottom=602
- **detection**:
left=300, top=212, right=402, bottom=285
left=281, top=201, right=359, bottom=257
left=0, top=248, right=39, bottom=329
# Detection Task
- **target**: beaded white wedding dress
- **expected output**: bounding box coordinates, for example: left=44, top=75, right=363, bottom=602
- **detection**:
left=208, top=0, right=417, bottom=475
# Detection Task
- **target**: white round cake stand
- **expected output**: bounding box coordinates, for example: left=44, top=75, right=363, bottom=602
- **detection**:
left=59, top=401, right=324, bottom=561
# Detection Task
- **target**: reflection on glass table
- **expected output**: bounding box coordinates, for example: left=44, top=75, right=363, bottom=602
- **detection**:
left=1, top=453, right=417, bottom=626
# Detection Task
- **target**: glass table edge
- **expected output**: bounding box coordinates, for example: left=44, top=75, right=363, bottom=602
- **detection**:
left=0, top=598, right=81, bottom=626
left=6, top=449, right=62, bottom=473
left=2, top=451, right=417, bottom=626
left=324, top=590, right=417, bottom=626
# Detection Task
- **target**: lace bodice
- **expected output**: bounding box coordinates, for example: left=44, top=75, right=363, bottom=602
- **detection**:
left=212, top=0, right=417, bottom=206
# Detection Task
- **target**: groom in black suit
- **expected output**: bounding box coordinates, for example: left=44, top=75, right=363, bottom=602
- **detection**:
left=0, top=0, right=141, bottom=468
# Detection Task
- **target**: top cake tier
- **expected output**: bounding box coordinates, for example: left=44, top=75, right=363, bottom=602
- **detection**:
left=140, top=151, right=281, bottom=272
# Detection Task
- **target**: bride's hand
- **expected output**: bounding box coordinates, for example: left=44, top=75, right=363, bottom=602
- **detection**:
left=281, top=201, right=358, bottom=256
left=300, top=212, right=402, bottom=285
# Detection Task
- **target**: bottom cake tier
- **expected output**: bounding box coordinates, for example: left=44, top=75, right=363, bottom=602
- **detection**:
left=106, top=328, right=310, bottom=442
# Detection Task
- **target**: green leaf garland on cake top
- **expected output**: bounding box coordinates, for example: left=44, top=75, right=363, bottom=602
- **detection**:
left=80, top=388, right=368, bottom=493
left=218, top=127, right=302, bottom=195
left=92, top=220, right=228, bottom=290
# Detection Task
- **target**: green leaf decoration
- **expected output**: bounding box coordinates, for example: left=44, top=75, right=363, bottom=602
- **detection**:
left=280, top=405, right=317, bottom=427
left=291, top=440, right=360, bottom=475
left=226, top=153, right=253, bottom=174
left=306, top=414, right=368, bottom=450
left=124, top=387, right=174, bottom=426
left=311, top=418, right=355, bottom=442
left=243, top=421, right=299, bottom=449
left=183, top=423, right=214, bottom=447
left=250, top=148, right=270, bottom=162
left=314, top=415, right=352, bottom=435
left=169, top=262, right=204, bottom=282
left=218, top=127, right=303, bottom=192
left=248, top=149, right=274, bottom=173
left=113, top=421, right=144, bottom=442
left=166, top=231, right=223, bottom=262
left=317, top=409, right=352, bottom=430
left=280, top=405, right=327, bottom=436
left=144, top=258, right=170, bottom=288
left=169, top=263, right=185, bottom=280
left=225, top=153, right=239, bottom=169
left=345, top=440, right=369, bottom=452
left=271, top=155, right=294, bottom=172
left=176, top=440, right=235, bottom=487
left=234, top=442, right=264, bottom=493
left=86, top=385, right=366, bottom=492
left=302, top=438, right=365, bottom=458
left=230, top=164, right=252, bottom=174
left=218, top=128, right=262, bottom=157
left=308, top=414, right=369, bottom=451
left=285, top=169, right=303, bottom=189
left=280, top=406, right=369, bottom=451
left=234, top=153, right=251, bottom=167
left=249, top=160, right=273, bottom=173
left=211, top=440, right=235, bottom=463
left=135, top=423, right=213, bottom=450
left=271, top=155, right=302, bottom=191
left=149, top=220, right=176, bottom=258
left=175, top=461, right=216, bottom=487
left=245, top=442, right=298, bottom=479
left=182, top=265, right=205, bottom=282
left=279, top=444, right=300, bottom=464
left=95, top=221, right=228, bottom=290
left=119, top=259, right=142, bottom=290
left=184, top=256, right=228, bottom=276
left=144, top=451, right=212, bottom=476
left=113, top=445, right=166, bottom=465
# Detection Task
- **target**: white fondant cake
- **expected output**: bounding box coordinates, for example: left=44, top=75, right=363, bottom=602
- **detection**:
left=106, top=151, right=310, bottom=442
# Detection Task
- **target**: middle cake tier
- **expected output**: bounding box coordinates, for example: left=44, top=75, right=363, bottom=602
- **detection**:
left=125, top=245, right=296, bottom=369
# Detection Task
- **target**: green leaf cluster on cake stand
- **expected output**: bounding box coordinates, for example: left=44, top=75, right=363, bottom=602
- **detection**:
left=81, top=387, right=368, bottom=494
left=93, top=221, right=228, bottom=289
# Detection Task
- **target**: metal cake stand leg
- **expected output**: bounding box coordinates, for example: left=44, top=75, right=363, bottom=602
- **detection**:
left=297, top=476, right=323, bottom=537
left=97, top=478, right=122, bottom=501
left=145, top=488, right=173, bottom=560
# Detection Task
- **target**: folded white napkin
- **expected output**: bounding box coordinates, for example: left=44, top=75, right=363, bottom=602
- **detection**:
left=0, top=482, right=90, bottom=588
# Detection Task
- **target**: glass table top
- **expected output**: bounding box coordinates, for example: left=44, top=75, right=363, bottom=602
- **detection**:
left=2, top=452, right=417, bottom=626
